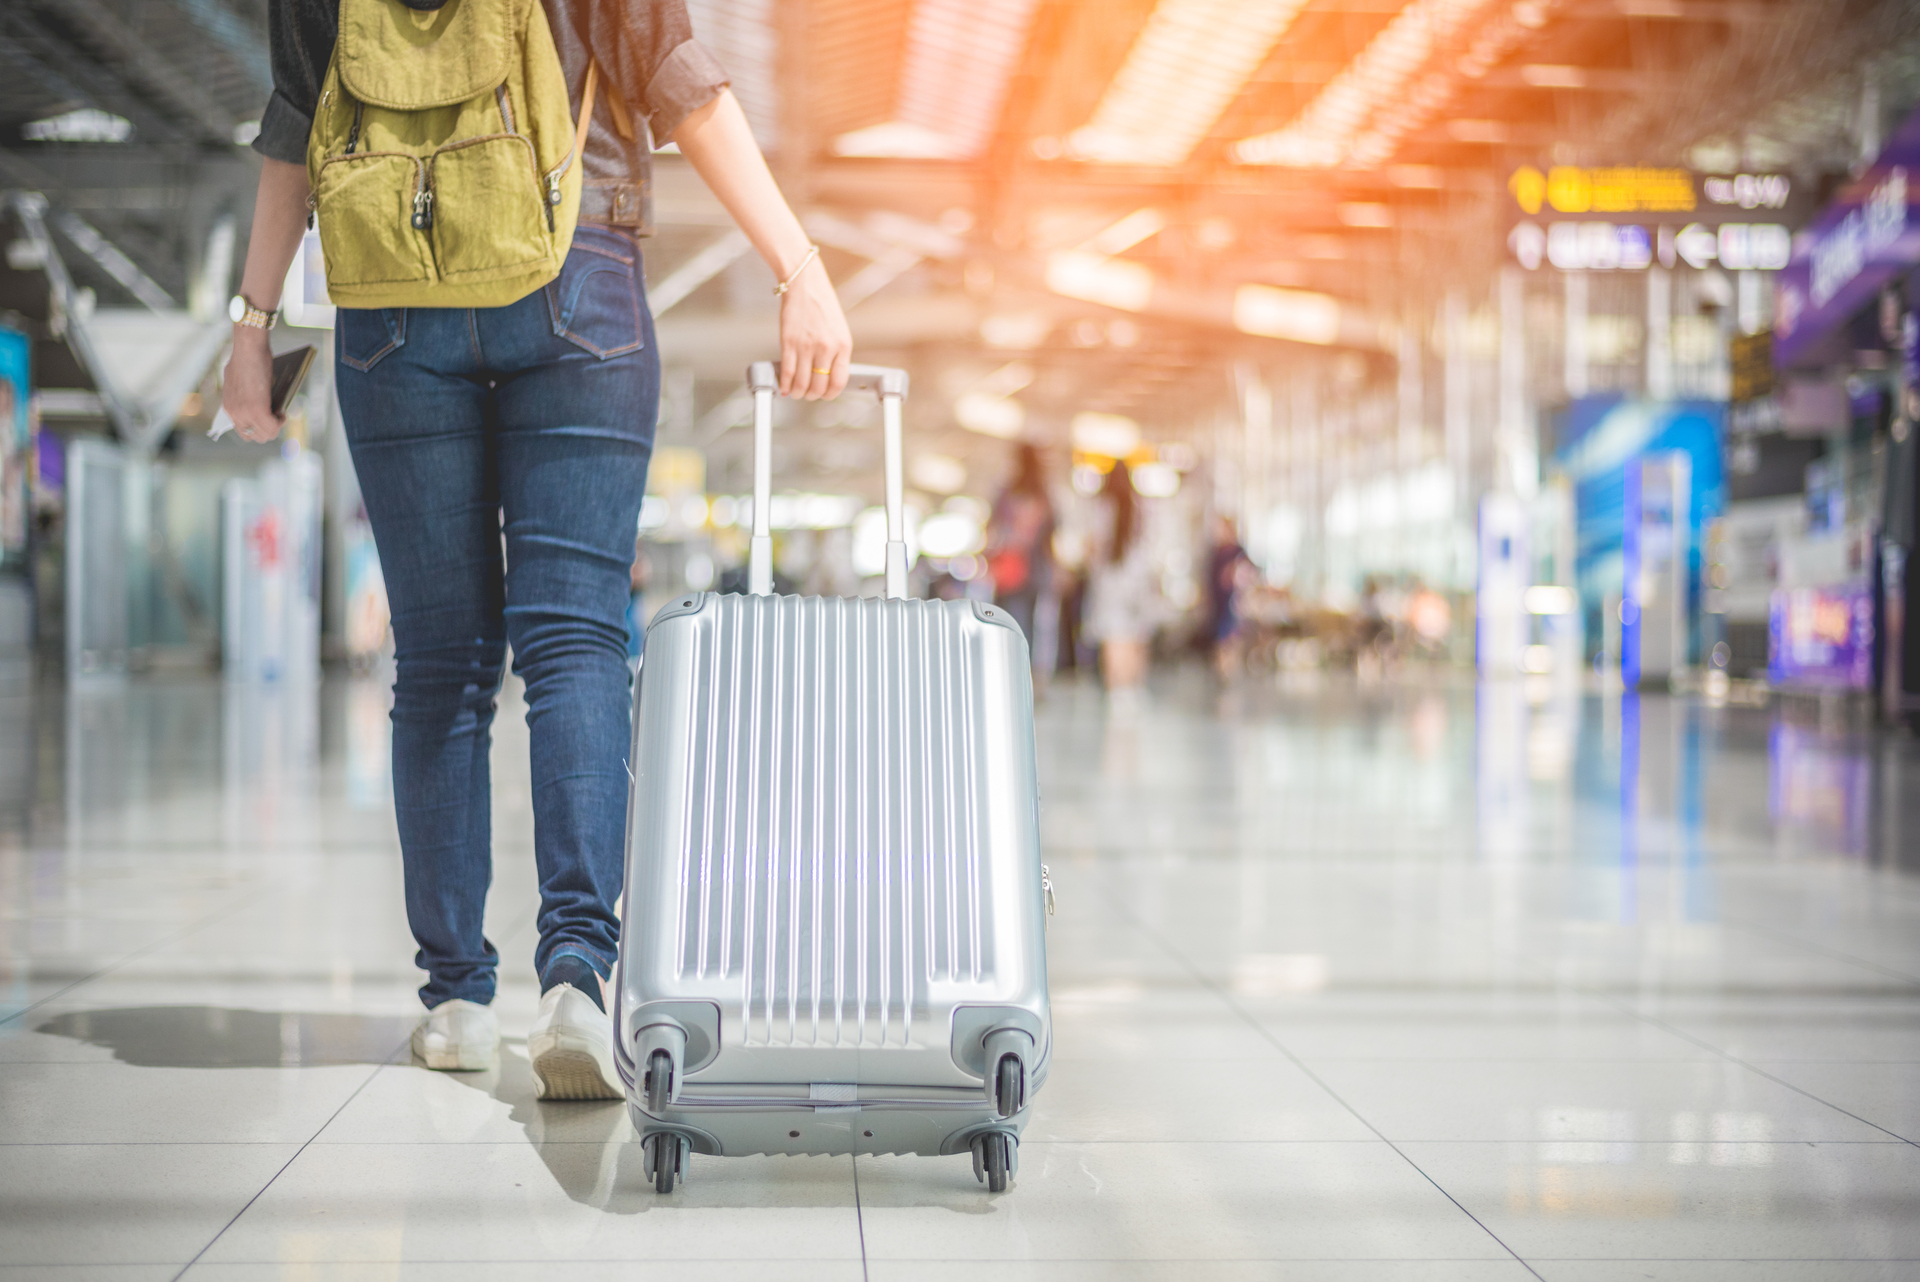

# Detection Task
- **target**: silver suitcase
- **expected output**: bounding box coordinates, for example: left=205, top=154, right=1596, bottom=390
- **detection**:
left=614, top=362, right=1052, bottom=1194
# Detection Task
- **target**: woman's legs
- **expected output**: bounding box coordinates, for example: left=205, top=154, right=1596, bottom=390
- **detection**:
left=484, top=227, right=657, bottom=993
left=338, top=226, right=657, bottom=1013
left=337, top=307, right=505, bottom=1010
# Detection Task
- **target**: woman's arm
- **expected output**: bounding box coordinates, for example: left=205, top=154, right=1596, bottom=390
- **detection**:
left=670, top=91, right=851, bottom=401
left=219, top=157, right=311, bottom=443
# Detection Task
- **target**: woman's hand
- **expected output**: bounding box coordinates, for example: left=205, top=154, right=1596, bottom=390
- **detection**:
left=221, top=327, right=285, bottom=443
left=778, top=256, right=851, bottom=401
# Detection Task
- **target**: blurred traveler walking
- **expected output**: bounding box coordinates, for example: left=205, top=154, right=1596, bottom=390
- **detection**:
left=986, top=443, right=1056, bottom=650
left=1082, top=461, right=1157, bottom=692
left=1205, top=515, right=1253, bottom=678
left=220, top=0, right=851, bottom=1099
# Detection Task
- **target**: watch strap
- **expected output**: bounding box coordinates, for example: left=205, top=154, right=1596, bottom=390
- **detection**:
left=233, top=297, right=276, bottom=330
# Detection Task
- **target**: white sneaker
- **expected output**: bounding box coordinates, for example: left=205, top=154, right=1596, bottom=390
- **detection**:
left=412, top=998, right=499, bottom=1071
left=529, top=983, right=622, bottom=1100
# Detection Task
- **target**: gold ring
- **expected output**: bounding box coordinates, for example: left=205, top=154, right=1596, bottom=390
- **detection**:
left=812, top=366, right=832, bottom=375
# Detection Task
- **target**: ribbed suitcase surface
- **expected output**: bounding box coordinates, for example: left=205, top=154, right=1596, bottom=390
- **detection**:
left=666, top=592, right=1007, bottom=1045
left=616, top=588, right=1050, bottom=1177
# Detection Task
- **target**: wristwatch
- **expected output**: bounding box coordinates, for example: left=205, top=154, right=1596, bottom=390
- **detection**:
left=228, top=294, right=277, bottom=330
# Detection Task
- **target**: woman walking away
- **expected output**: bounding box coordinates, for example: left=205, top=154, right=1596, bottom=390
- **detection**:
left=985, top=443, right=1056, bottom=647
left=220, top=0, right=852, bottom=1099
left=1082, top=461, right=1158, bottom=693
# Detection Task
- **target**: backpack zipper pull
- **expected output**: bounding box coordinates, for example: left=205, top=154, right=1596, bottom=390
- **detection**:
left=305, top=190, right=317, bottom=230
left=545, top=173, right=560, bottom=232
left=411, top=184, right=433, bottom=230
left=344, top=101, right=363, bottom=155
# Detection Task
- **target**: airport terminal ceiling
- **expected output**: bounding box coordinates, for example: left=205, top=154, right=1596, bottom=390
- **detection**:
left=5, top=0, right=1920, bottom=495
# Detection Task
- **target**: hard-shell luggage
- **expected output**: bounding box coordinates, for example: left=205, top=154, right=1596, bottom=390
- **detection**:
left=614, top=362, right=1052, bottom=1194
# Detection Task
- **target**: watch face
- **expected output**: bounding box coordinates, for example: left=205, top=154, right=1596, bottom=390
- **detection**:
left=228, top=295, right=246, bottom=324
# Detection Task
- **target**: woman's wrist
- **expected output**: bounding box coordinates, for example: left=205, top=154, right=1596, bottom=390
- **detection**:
left=769, top=238, right=818, bottom=282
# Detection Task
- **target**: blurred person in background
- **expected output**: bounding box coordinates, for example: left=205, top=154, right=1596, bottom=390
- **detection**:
left=986, top=443, right=1056, bottom=647
left=1082, top=461, right=1158, bottom=692
left=1205, top=514, right=1253, bottom=678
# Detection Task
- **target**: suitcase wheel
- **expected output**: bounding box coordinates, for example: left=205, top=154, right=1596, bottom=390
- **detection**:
left=994, top=1054, right=1026, bottom=1118
left=644, top=1131, right=689, bottom=1194
left=644, top=1049, right=675, bottom=1114
left=970, top=1131, right=1016, bottom=1194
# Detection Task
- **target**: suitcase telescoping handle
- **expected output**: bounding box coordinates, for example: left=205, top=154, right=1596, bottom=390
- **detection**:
left=746, top=362, right=912, bottom=599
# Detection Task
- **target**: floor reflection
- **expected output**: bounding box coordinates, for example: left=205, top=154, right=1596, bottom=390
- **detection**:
left=35, top=1006, right=414, bottom=1068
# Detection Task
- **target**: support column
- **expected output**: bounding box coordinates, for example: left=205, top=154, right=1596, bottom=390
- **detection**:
left=1646, top=266, right=1673, bottom=401
left=1444, top=292, right=1471, bottom=591
left=1499, top=267, right=1536, bottom=498
left=1564, top=269, right=1588, bottom=400
left=1239, top=364, right=1271, bottom=574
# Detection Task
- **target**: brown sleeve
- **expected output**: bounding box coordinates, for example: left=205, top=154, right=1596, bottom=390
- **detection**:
left=576, top=0, right=729, bottom=145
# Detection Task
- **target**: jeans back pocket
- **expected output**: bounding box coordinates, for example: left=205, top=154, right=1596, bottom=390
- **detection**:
left=545, top=230, right=644, bottom=359
left=337, top=307, right=407, bottom=372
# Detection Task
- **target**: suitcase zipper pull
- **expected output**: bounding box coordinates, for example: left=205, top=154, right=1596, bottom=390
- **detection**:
left=1041, top=863, right=1055, bottom=917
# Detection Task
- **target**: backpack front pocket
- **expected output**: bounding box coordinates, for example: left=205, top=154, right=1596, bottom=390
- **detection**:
left=315, top=153, right=436, bottom=289
left=429, top=135, right=552, bottom=283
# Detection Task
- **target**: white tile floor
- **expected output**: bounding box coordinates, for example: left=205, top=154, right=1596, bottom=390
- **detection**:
left=3, top=669, right=1919, bottom=1280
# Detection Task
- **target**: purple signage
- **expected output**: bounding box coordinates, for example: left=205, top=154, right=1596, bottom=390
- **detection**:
left=1774, top=104, right=1920, bottom=369
left=1768, top=582, right=1874, bottom=689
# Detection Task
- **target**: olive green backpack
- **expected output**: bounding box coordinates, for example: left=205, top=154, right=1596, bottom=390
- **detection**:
left=306, top=0, right=597, bottom=308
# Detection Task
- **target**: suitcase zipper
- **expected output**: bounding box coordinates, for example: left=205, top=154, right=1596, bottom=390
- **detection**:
left=1042, top=863, right=1055, bottom=918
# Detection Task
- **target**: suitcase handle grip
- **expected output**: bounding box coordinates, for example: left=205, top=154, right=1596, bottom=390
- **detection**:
left=745, top=362, right=911, bottom=599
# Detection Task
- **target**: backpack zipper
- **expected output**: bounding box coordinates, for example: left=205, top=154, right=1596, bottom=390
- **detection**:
left=494, top=85, right=516, bottom=134
left=344, top=100, right=364, bottom=155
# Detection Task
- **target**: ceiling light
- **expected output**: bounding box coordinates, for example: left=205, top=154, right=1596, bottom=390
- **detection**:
left=1337, top=202, right=1394, bottom=227
left=1232, top=0, right=1501, bottom=167
left=1524, top=585, right=1575, bottom=615
left=1086, top=208, right=1166, bottom=255
left=833, top=121, right=968, bottom=160
left=1131, top=462, right=1181, bottom=498
left=23, top=109, right=133, bottom=143
left=1232, top=285, right=1341, bottom=345
left=956, top=392, right=1026, bottom=439
left=831, top=0, right=1041, bottom=160
left=980, top=313, right=1053, bottom=349
left=981, top=361, right=1036, bottom=397
left=910, top=453, right=970, bottom=495
left=919, top=511, right=985, bottom=558
left=1446, top=119, right=1510, bottom=143
left=1196, top=217, right=1237, bottom=251
left=1071, top=412, right=1142, bottom=459
left=1046, top=252, right=1154, bottom=312
left=1067, top=0, right=1314, bottom=166
left=1387, top=164, right=1446, bottom=188
left=1519, top=64, right=1585, bottom=87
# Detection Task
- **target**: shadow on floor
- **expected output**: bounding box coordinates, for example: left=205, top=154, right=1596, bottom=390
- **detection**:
left=439, top=1044, right=878, bottom=1213
left=34, top=1006, right=415, bottom=1068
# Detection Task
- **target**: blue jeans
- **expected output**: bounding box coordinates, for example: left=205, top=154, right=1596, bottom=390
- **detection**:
left=336, top=224, right=658, bottom=1009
